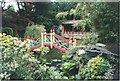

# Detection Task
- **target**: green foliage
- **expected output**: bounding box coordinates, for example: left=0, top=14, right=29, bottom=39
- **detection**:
left=34, top=46, right=50, bottom=55
left=56, top=12, right=68, bottom=19
left=1, top=34, right=47, bottom=80
left=40, top=47, right=50, bottom=54
left=57, top=2, right=118, bottom=42
left=95, top=3, right=118, bottom=42
left=62, top=53, right=68, bottom=61
left=62, top=62, right=76, bottom=72
left=74, top=19, right=92, bottom=30
left=76, top=56, right=113, bottom=80
left=45, top=66, right=63, bottom=79
left=73, top=3, right=98, bottom=18
left=67, top=3, right=98, bottom=29
left=24, top=25, right=45, bottom=38
left=0, top=33, right=16, bottom=46
left=1, top=2, right=118, bottom=79
left=2, top=27, right=19, bottom=37
left=43, top=48, right=62, bottom=63
left=0, top=34, right=116, bottom=80
left=5, top=5, right=15, bottom=13
left=34, top=47, right=50, bottom=64
left=81, top=33, right=98, bottom=45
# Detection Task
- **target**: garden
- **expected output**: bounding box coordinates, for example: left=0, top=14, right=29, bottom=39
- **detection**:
left=0, top=1, right=119, bottom=80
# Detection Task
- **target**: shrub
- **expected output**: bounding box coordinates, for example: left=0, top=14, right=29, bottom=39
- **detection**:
left=76, top=56, right=113, bottom=80
left=45, top=66, right=63, bottom=79
left=62, top=53, right=68, bottom=62
left=0, top=33, right=47, bottom=80
left=2, top=27, right=19, bottom=37
left=62, top=62, right=76, bottom=72
left=81, top=33, right=98, bottom=45
left=56, top=12, right=68, bottom=19
left=40, top=47, right=50, bottom=54
left=24, top=24, right=45, bottom=38
left=0, top=33, right=16, bottom=46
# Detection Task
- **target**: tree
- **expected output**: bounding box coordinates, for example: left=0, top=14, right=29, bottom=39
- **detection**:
left=56, top=2, right=118, bottom=43
left=95, top=2, right=118, bottom=42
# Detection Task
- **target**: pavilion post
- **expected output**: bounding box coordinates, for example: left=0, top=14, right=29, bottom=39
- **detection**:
left=62, top=25, right=65, bottom=34
left=72, top=25, right=74, bottom=35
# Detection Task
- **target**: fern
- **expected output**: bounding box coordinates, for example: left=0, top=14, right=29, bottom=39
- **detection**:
left=2, top=27, right=18, bottom=37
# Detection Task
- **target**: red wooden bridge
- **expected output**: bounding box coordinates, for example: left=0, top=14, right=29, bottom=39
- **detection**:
left=18, top=29, right=77, bottom=52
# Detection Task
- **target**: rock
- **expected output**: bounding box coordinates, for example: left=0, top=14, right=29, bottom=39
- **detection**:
left=46, top=63, right=52, bottom=65
left=78, top=50, right=86, bottom=55
left=67, top=48, right=77, bottom=54
left=52, top=59, right=62, bottom=63
left=96, top=43, right=106, bottom=47
left=68, top=53, right=74, bottom=59
left=86, top=45, right=117, bottom=56
left=67, top=46, right=86, bottom=54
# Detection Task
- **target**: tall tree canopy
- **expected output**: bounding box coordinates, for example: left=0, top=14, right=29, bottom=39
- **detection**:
left=56, top=2, right=118, bottom=43
left=2, top=1, right=76, bottom=35
left=2, top=1, right=118, bottom=42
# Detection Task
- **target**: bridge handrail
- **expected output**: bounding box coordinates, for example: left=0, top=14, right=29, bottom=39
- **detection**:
left=31, top=34, right=41, bottom=40
left=31, top=33, right=70, bottom=44
left=53, top=34, right=69, bottom=44
left=30, top=33, right=50, bottom=40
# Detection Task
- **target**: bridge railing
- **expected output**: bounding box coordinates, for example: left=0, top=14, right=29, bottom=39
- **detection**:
left=17, top=29, right=77, bottom=51
left=41, top=29, right=76, bottom=48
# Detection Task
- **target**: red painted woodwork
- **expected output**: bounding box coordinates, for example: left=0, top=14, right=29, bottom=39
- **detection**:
left=57, top=44, right=60, bottom=46
left=27, top=36, right=30, bottom=39
left=29, top=44, right=42, bottom=51
left=53, top=34, right=69, bottom=43
left=72, top=26, right=74, bottom=34
left=18, top=38, right=21, bottom=40
left=29, top=43, right=67, bottom=52
left=52, top=43, right=67, bottom=52
left=24, top=37, right=26, bottom=40
left=62, top=25, right=65, bottom=34
left=31, top=35, right=41, bottom=40
left=43, top=33, right=50, bottom=36
left=29, top=43, right=51, bottom=51
left=50, top=28, right=53, bottom=33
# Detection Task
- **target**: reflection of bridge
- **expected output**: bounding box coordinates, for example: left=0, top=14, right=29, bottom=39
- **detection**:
left=19, top=29, right=77, bottom=52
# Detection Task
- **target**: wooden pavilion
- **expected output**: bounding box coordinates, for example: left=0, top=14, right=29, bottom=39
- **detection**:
left=61, top=20, right=95, bottom=39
